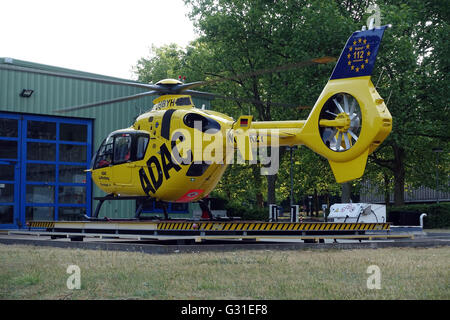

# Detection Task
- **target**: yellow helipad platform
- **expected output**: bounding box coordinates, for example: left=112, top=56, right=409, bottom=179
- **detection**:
left=7, top=220, right=410, bottom=243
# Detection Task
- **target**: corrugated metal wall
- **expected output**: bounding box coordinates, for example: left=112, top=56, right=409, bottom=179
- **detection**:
left=0, top=57, right=211, bottom=218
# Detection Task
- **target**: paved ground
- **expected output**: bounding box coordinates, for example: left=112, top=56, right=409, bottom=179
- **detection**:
left=0, top=229, right=449, bottom=254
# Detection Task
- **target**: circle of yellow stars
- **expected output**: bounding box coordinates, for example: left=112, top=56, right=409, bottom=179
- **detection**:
left=347, top=37, right=371, bottom=73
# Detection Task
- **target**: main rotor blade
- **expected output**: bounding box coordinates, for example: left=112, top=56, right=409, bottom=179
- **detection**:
left=175, top=81, right=207, bottom=92
left=0, top=64, right=162, bottom=91
left=55, top=90, right=158, bottom=113
left=185, top=89, right=310, bottom=109
left=184, top=89, right=216, bottom=99
left=2, top=55, right=335, bottom=112
left=185, top=56, right=334, bottom=109
left=210, top=93, right=311, bottom=109
left=203, top=56, right=336, bottom=86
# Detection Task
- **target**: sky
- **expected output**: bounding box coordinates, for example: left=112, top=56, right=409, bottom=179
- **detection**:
left=0, top=0, right=197, bottom=79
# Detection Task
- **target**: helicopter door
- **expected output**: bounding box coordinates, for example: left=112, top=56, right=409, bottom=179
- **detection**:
left=112, top=133, right=133, bottom=186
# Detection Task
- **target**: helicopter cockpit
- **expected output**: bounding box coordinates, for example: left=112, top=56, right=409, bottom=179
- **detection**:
left=92, top=131, right=149, bottom=169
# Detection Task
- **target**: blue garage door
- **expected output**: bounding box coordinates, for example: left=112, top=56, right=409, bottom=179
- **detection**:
left=0, top=113, right=92, bottom=229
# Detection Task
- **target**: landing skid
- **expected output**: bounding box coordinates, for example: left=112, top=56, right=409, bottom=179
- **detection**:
left=89, top=195, right=216, bottom=222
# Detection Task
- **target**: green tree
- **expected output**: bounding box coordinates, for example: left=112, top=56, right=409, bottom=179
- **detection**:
left=134, top=44, right=186, bottom=83
left=334, top=0, right=449, bottom=205
left=185, top=0, right=356, bottom=204
left=134, top=0, right=449, bottom=208
left=364, top=1, right=449, bottom=205
left=277, top=146, right=342, bottom=213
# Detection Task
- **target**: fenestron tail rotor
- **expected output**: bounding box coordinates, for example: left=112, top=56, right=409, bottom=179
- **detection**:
left=318, top=93, right=362, bottom=152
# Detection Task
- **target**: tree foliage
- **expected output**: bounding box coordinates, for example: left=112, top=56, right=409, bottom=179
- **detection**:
left=357, top=0, right=449, bottom=204
left=183, top=0, right=358, bottom=205
left=134, top=44, right=186, bottom=84
left=134, top=0, right=449, bottom=208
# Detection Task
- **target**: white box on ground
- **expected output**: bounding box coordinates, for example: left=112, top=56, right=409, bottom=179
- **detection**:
left=328, top=203, right=386, bottom=223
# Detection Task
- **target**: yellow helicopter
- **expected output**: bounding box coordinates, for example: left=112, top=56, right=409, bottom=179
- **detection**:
left=58, top=25, right=392, bottom=219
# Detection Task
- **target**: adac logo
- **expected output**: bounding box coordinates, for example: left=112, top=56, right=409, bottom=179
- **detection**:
left=346, top=36, right=371, bottom=74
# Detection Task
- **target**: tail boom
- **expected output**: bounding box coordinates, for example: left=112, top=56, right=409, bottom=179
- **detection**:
left=230, top=26, right=392, bottom=183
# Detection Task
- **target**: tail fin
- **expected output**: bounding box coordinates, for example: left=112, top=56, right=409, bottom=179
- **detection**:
left=330, top=26, right=388, bottom=80
left=299, top=26, right=392, bottom=183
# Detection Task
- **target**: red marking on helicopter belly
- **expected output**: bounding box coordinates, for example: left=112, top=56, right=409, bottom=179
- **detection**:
left=176, top=189, right=204, bottom=202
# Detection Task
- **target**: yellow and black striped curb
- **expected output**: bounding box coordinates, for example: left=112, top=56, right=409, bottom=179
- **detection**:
left=28, top=220, right=390, bottom=232
left=158, top=222, right=389, bottom=231
left=29, top=221, right=55, bottom=228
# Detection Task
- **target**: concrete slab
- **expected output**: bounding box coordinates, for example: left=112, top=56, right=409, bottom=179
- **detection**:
left=0, top=232, right=449, bottom=255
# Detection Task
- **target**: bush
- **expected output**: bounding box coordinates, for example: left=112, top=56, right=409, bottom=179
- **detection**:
left=240, top=207, right=268, bottom=221
left=387, top=203, right=450, bottom=229
left=221, top=199, right=268, bottom=221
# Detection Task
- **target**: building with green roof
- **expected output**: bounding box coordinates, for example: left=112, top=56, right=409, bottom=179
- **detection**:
left=0, top=57, right=212, bottom=228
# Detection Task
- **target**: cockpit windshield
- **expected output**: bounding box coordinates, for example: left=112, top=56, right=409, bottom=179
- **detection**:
left=93, top=136, right=113, bottom=169
left=93, top=132, right=149, bottom=169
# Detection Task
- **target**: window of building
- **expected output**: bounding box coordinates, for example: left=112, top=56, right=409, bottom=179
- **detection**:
left=0, top=113, right=92, bottom=227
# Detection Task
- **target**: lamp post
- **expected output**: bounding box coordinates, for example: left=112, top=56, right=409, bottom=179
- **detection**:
left=286, top=146, right=297, bottom=207
left=432, top=147, right=443, bottom=204
left=308, top=195, right=313, bottom=217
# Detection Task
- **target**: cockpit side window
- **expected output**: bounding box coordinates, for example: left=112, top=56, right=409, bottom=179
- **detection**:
left=183, top=113, right=221, bottom=133
left=136, top=135, right=149, bottom=160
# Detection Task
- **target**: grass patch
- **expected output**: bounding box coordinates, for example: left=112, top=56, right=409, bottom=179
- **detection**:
left=0, top=245, right=449, bottom=300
